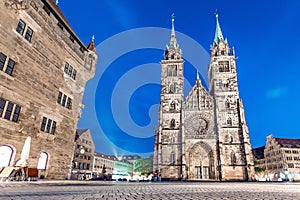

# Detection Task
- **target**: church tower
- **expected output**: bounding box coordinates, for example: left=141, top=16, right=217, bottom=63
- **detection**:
left=153, top=16, right=184, bottom=179
left=208, top=13, right=254, bottom=180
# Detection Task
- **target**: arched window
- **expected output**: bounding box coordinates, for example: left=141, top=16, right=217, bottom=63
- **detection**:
left=170, top=101, right=176, bottom=110
left=170, top=119, right=176, bottom=129
left=37, top=152, right=49, bottom=170
left=225, top=100, right=230, bottom=108
left=0, top=145, right=15, bottom=167
left=230, top=151, right=236, bottom=165
left=169, top=83, right=176, bottom=93
left=170, top=152, right=175, bottom=164
left=227, top=117, right=232, bottom=126
left=167, top=65, right=177, bottom=76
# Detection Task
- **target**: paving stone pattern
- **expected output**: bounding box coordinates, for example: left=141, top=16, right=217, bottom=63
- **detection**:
left=0, top=181, right=299, bottom=200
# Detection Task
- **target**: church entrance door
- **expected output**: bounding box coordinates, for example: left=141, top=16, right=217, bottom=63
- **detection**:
left=203, top=166, right=209, bottom=179
left=195, top=166, right=202, bottom=179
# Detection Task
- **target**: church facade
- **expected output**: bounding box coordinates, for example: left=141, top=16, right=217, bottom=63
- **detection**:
left=153, top=15, right=254, bottom=181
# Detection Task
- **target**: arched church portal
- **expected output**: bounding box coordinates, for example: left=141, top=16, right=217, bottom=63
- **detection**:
left=186, top=142, right=216, bottom=180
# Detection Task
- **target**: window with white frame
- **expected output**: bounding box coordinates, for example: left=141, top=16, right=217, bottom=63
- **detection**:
left=0, top=98, right=21, bottom=122
left=16, top=19, right=34, bottom=42
left=0, top=52, right=16, bottom=76
left=64, top=62, right=77, bottom=80
left=57, top=91, right=72, bottom=109
left=40, top=117, right=57, bottom=135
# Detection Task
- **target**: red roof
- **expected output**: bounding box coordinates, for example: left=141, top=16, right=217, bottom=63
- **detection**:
left=275, top=138, right=300, bottom=148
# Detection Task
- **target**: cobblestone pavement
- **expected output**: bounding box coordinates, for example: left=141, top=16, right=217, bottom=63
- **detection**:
left=0, top=181, right=299, bottom=200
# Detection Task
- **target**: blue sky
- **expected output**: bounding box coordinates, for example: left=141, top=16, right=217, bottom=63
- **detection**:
left=57, top=0, right=300, bottom=156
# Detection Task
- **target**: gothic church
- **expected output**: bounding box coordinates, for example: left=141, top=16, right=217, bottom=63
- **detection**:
left=153, top=14, right=254, bottom=181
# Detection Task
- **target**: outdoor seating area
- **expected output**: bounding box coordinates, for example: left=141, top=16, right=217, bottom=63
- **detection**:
left=0, top=166, right=38, bottom=182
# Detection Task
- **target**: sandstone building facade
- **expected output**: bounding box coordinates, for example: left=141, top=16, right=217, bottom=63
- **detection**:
left=71, top=129, right=95, bottom=180
left=0, top=0, right=97, bottom=179
left=153, top=15, right=254, bottom=181
left=253, top=134, right=300, bottom=181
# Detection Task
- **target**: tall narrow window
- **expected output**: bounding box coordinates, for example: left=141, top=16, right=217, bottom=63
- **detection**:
left=0, top=53, right=7, bottom=71
left=170, top=152, right=175, bottom=164
left=51, top=121, right=56, bottom=134
left=46, top=119, right=52, bottom=133
left=72, top=69, right=77, bottom=80
left=0, top=99, right=6, bottom=117
left=4, top=102, right=13, bottom=120
left=68, top=66, right=73, bottom=76
left=66, top=97, right=72, bottom=109
left=24, top=27, right=34, bottom=42
left=12, top=105, right=21, bottom=122
left=5, top=58, right=15, bottom=76
left=62, top=94, right=67, bottom=106
left=225, top=100, right=230, bottom=108
left=64, top=63, right=69, bottom=73
left=231, top=151, right=236, bottom=165
left=40, top=117, right=47, bottom=132
left=170, top=101, right=176, bottom=110
left=227, top=117, right=232, bottom=126
left=170, top=119, right=176, bottom=129
left=57, top=91, right=62, bottom=104
left=16, top=20, right=26, bottom=35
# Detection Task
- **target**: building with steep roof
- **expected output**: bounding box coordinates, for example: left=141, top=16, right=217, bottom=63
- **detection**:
left=253, top=134, right=300, bottom=181
left=71, top=129, right=95, bottom=180
left=153, top=14, right=254, bottom=181
left=0, top=0, right=97, bottom=179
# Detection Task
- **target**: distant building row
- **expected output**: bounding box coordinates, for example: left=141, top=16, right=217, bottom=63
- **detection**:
left=72, top=129, right=139, bottom=180
left=252, top=134, right=300, bottom=181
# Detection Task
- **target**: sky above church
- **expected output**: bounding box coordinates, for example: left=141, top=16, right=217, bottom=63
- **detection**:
left=57, top=0, right=300, bottom=157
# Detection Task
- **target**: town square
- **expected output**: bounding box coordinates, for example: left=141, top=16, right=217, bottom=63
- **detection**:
left=1, top=181, right=300, bottom=200
left=1, top=0, right=300, bottom=199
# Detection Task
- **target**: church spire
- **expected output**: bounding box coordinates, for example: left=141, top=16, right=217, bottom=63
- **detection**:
left=164, top=14, right=182, bottom=60
left=167, top=14, right=179, bottom=50
left=214, top=12, right=224, bottom=45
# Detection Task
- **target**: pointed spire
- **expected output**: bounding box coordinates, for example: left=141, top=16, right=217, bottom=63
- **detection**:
left=164, top=14, right=181, bottom=60
left=196, top=70, right=201, bottom=87
left=214, top=11, right=224, bottom=44
left=167, top=13, right=179, bottom=50
left=56, top=0, right=59, bottom=5
left=171, top=13, right=176, bottom=38
left=87, top=35, right=96, bottom=52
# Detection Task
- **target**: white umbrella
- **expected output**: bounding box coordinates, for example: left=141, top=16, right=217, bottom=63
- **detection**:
left=15, top=136, right=31, bottom=167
